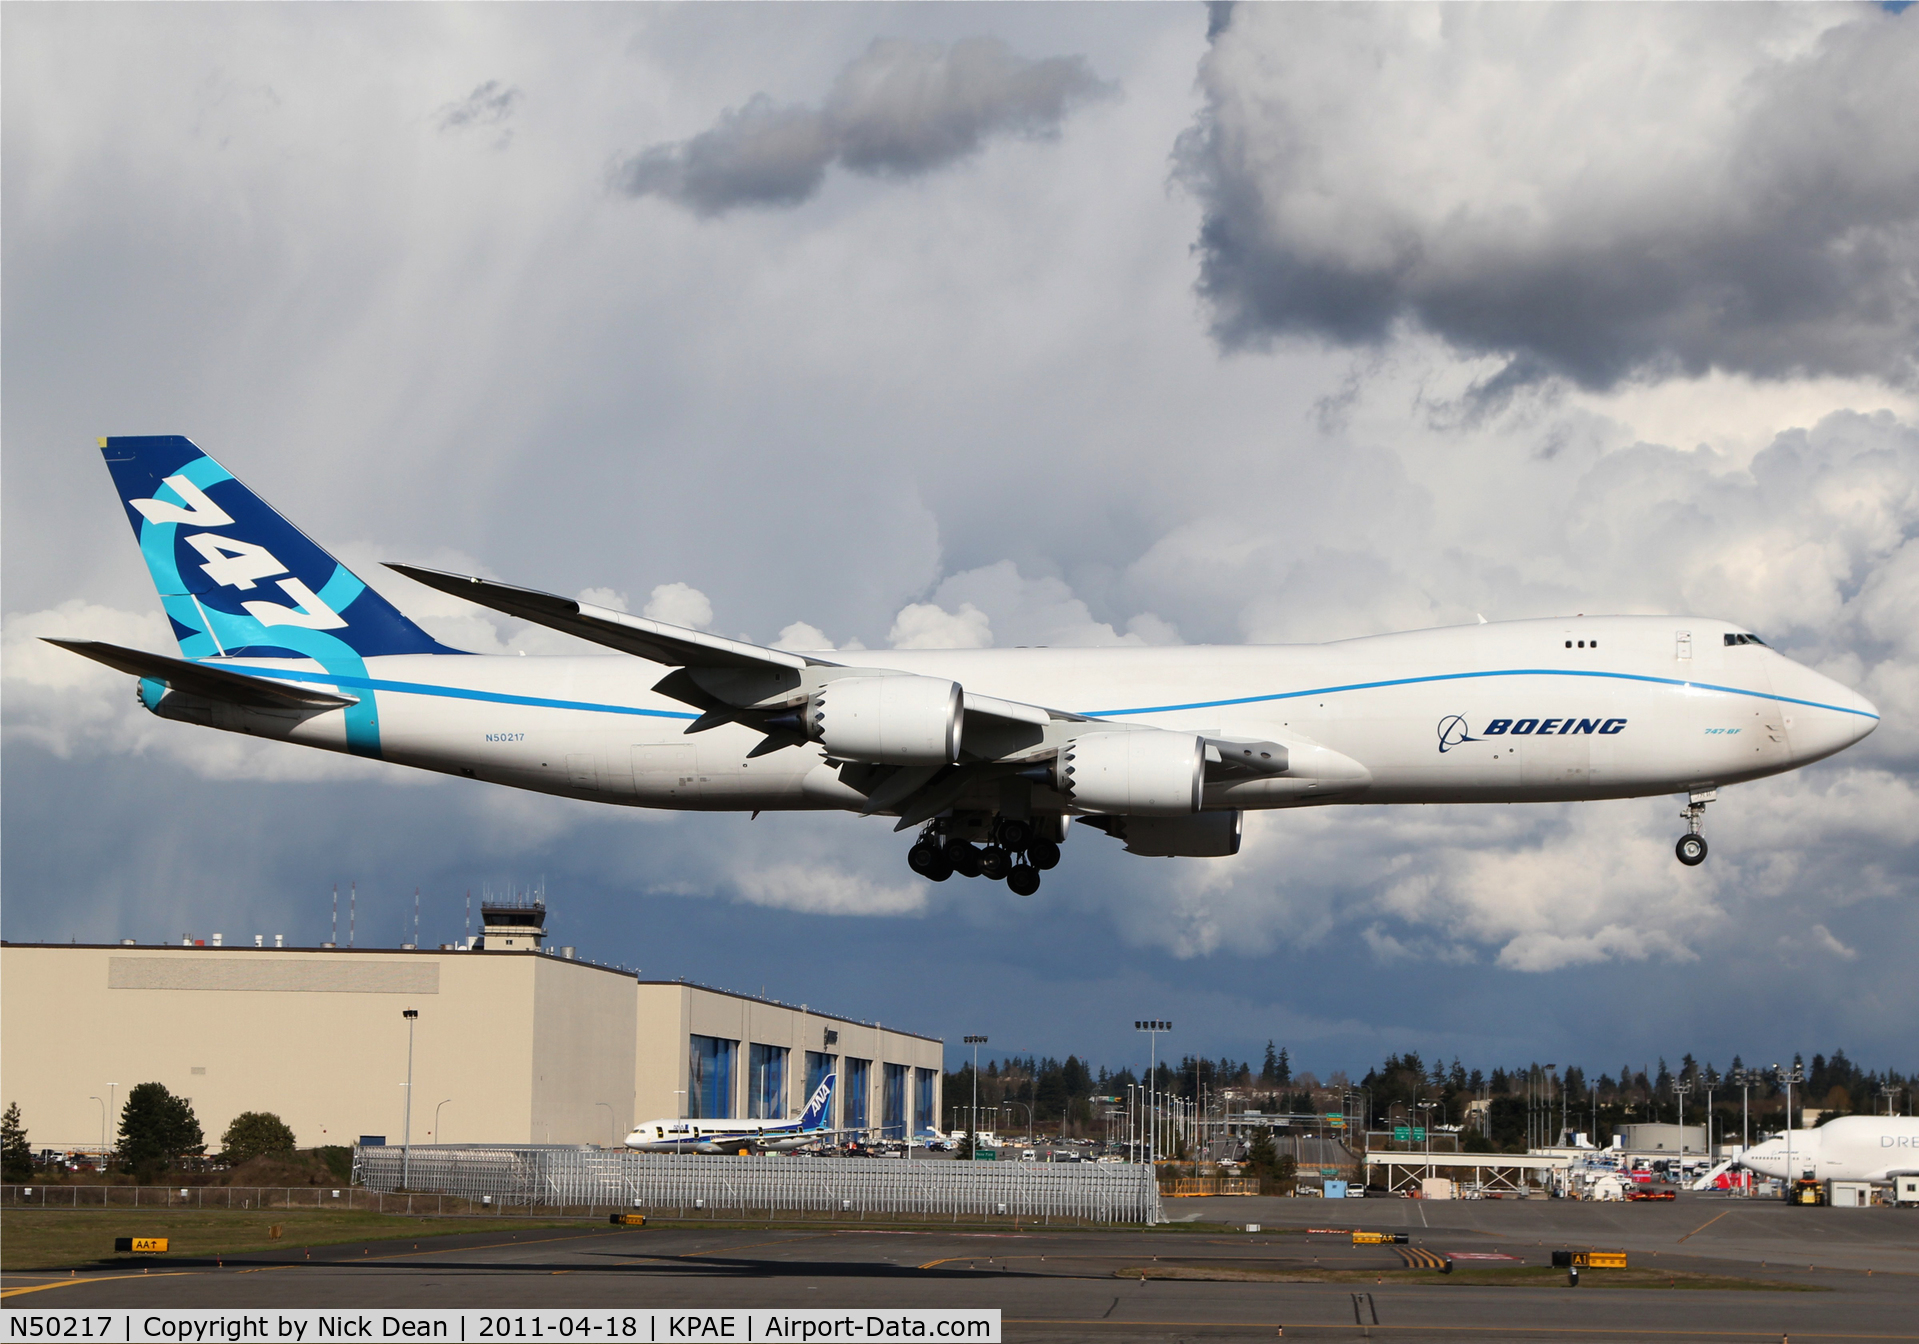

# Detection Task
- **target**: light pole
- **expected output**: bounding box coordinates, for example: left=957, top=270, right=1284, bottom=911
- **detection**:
left=434, top=1099, right=452, bottom=1145
left=1703, top=1067, right=1719, bottom=1164
left=1543, top=1065, right=1556, bottom=1150
left=90, top=1096, right=106, bottom=1157
left=1136, top=1021, right=1170, bottom=1163
left=1674, top=1078, right=1692, bottom=1178
left=964, top=1036, right=987, bottom=1158
left=401, top=1009, right=419, bottom=1190
left=1774, top=1061, right=1804, bottom=1193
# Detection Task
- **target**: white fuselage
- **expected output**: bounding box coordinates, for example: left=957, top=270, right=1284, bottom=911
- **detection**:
left=1739, top=1116, right=1919, bottom=1184
left=185, top=615, right=1876, bottom=817
left=624, top=1117, right=821, bottom=1154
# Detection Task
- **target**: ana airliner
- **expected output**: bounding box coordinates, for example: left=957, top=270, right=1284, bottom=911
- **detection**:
left=627, top=1073, right=839, bottom=1153
left=55, top=436, right=1879, bottom=892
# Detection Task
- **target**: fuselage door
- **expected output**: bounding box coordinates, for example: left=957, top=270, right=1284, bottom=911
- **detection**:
left=633, top=744, right=701, bottom=801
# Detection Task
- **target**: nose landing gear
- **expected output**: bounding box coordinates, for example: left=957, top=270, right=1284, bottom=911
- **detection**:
left=1676, top=789, right=1715, bottom=866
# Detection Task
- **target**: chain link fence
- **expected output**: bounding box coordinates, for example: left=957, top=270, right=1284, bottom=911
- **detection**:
left=354, top=1145, right=1162, bottom=1224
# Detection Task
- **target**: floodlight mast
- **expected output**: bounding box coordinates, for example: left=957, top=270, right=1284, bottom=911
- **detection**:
left=402, top=1009, right=419, bottom=1190
left=964, top=1036, right=988, bottom=1155
left=1135, top=1021, right=1170, bottom=1164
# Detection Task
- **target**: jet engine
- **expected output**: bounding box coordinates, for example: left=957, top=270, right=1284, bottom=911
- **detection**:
left=1052, top=730, right=1204, bottom=815
left=807, top=675, right=963, bottom=765
left=1079, top=811, right=1242, bottom=857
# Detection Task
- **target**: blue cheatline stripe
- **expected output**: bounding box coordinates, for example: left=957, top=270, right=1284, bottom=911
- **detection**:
left=1079, top=667, right=1878, bottom=721
left=180, top=661, right=1875, bottom=725
left=222, top=664, right=700, bottom=720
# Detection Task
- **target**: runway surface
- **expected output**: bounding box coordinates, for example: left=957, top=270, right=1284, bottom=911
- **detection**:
left=6, top=1193, right=1916, bottom=1341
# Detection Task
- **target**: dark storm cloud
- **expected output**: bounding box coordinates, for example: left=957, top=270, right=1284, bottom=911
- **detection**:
left=1177, top=5, right=1919, bottom=390
left=435, top=80, right=521, bottom=133
left=615, top=36, right=1116, bottom=216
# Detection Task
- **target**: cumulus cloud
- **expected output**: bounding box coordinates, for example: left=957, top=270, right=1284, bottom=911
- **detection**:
left=615, top=36, right=1116, bottom=215
left=641, top=582, right=713, bottom=630
left=921, top=561, right=1182, bottom=648
left=730, top=861, right=925, bottom=917
left=888, top=600, right=992, bottom=650
left=1177, top=4, right=1919, bottom=389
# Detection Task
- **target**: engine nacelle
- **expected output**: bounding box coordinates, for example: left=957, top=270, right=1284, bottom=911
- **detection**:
left=1080, top=811, right=1242, bottom=857
left=1053, top=730, right=1203, bottom=815
left=808, top=675, right=963, bottom=765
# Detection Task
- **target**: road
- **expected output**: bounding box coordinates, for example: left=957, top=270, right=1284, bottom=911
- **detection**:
left=5, top=1193, right=1915, bottom=1341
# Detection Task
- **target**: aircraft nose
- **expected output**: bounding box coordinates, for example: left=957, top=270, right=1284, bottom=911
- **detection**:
left=1773, top=659, right=1878, bottom=761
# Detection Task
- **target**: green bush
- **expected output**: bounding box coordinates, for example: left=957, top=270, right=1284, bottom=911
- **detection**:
left=220, top=1111, right=297, bottom=1164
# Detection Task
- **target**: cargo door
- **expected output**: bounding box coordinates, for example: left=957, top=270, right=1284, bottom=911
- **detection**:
left=632, top=744, right=701, bottom=801
left=565, top=753, right=600, bottom=790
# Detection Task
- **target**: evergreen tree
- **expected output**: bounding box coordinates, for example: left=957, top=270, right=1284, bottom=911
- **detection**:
left=220, top=1111, right=296, bottom=1164
left=1276, top=1048, right=1292, bottom=1087
left=1, top=1102, right=31, bottom=1182
left=117, top=1082, right=203, bottom=1175
left=1261, top=1041, right=1278, bottom=1085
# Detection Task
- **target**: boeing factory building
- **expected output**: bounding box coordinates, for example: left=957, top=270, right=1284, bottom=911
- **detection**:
left=1, top=902, right=940, bottom=1153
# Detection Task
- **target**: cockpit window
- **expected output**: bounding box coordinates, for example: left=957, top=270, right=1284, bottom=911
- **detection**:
left=1724, top=633, right=1767, bottom=647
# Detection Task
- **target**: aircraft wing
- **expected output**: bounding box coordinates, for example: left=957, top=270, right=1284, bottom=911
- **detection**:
left=387, top=565, right=841, bottom=671
left=390, top=565, right=1080, bottom=737
left=45, top=639, right=357, bottom=710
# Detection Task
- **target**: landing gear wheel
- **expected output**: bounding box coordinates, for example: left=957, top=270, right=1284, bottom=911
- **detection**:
left=1027, top=838, right=1061, bottom=871
left=907, top=839, right=943, bottom=877
left=979, top=846, right=1012, bottom=882
left=945, top=840, right=983, bottom=879
left=996, top=818, right=1033, bottom=850
left=922, top=857, right=954, bottom=882
left=1676, top=789, right=1714, bottom=866
left=1006, top=864, right=1040, bottom=896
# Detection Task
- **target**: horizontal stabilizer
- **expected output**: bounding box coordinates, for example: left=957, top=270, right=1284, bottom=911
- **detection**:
left=387, top=565, right=839, bottom=672
left=45, top=639, right=357, bottom=710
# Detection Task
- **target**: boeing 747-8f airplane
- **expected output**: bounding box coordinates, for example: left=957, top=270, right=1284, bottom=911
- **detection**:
left=55, top=436, right=1879, bottom=894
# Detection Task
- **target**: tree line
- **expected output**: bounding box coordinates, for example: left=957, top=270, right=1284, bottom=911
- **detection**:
left=1, top=1086, right=303, bottom=1180
left=943, top=1044, right=1914, bottom=1147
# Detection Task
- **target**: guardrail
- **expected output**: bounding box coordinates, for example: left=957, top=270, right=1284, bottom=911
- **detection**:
left=6, top=1185, right=368, bottom=1210
left=353, top=1145, right=1163, bottom=1224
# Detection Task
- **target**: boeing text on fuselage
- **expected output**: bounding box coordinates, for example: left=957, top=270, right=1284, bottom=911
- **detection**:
left=54, top=436, right=1881, bottom=893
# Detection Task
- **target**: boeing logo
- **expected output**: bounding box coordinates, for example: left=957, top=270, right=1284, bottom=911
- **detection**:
left=1438, top=714, right=1628, bottom=752
left=1484, top=717, right=1626, bottom=736
left=1436, top=715, right=1477, bottom=753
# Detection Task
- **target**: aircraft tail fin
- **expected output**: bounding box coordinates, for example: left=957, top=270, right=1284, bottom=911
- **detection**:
left=800, top=1073, right=835, bottom=1131
left=99, top=435, right=461, bottom=661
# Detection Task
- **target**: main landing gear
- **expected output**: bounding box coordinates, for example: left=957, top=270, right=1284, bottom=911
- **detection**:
left=907, top=816, right=1060, bottom=894
left=1675, top=789, right=1715, bottom=866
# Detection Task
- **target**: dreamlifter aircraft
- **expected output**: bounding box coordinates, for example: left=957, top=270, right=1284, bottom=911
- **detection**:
left=56, top=437, right=1879, bottom=894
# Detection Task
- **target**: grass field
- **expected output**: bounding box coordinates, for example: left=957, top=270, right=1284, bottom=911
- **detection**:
left=0, top=1209, right=577, bottom=1273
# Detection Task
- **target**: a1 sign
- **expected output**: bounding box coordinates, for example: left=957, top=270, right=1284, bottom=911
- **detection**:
left=1413, top=1127, right=1426, bottom=1141
left=1393, top=1126, right=1411, bottom=1141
